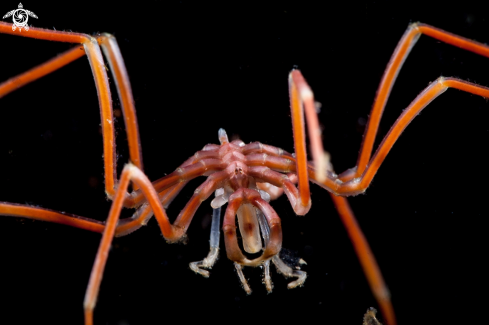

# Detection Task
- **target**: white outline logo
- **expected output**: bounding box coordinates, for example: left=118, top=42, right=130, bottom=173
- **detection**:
left=3, top=3, right=37, bottom=32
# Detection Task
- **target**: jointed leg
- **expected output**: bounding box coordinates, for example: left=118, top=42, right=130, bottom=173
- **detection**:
left=288, top=70, right=394, bottom=323
left=248, top=166, right=310, bottom=215
left=0, top=180, right=187, bottom=237
left=1, top=22, right=227, bottom=234
left=355, top=23, right=489, bottom=179
left=234, top=262, right=252, bottom=294
left=291, top=74, right=489, bottom=325
left=288, top=23, right=489, bottom=191
left=83, top=164, right=190, bottom=325
left=327, top=77, right=489, bottom=195
left=190, top=206, right=221, bottom=277
left=0, top=22, right=142, bottom=198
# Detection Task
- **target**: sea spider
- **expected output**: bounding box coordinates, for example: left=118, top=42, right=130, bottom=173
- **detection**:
left=2, top=18, right=489, bottom=325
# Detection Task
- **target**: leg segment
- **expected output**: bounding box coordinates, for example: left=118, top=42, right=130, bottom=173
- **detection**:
left=234, top=262, right=252, bottom=294
left=0, top=46, right=85, bottom=99
left=190, top=206, right=221, bottom=277
left=288, top=71, right=312, bottom=210
left=330, top=194, right=395, bottom=325
left=289, top=70, right=329, bottom=182
left=97, top=34, right=142, bottom=172
left=0, top=203, right=105, bottom=233
left=127, top=158, right=225, bottom=208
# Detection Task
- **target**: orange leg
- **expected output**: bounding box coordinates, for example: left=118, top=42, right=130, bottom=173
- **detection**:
left=353, top=23, right=489, bottom=180
left=0, top=21, right=142, bottom=198
left=289, top=67, right=396, bottom=323
left=288, top=23, right=489, bottom=325
left=331, top=195, right=395, bottom=325
left=82, top=164, right=185, bottom=325
left=0, top=21, right=222, bottom=235
left=289, top=73, right=489, bottom=325
left=289, top=24, right=489, bottom=189
left=300, top=76, right=489, bottom=197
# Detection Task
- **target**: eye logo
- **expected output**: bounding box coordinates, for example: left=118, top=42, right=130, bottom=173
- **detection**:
left=3, top=3, right=37, bottom=32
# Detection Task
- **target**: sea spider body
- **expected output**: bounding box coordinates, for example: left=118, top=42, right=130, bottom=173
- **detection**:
left=165, top=128, right=310, bottom=292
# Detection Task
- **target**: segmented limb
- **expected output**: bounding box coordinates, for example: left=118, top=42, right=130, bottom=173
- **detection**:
left=190, top=206, right=221, bottom=277
left=83, top=164, right=190, bottom=325
left=0, top=22, right=141, bottom=198
left=288, top=70, right=393, bottom=322
left=262, top=260, right=273, bottom=293
left=0, top=162, right=213, bottom=236
left=310, top=77, right=489, bottom=196
left=287, top=24, right=489, bottom=193
left=354, top=23, right=489, bottom=179
left=234, top=262, right=252, bottom=294
left=259, top=201, right=307, bottom=290
left=289, top=50, right=489, bottom=325
left=248, top=166, right=310, bottom=215
left=97, top=34, right=142, bottom=172
left=128, top=158, right=225, bottom=208
left=0, top=203, right=105, bottom=233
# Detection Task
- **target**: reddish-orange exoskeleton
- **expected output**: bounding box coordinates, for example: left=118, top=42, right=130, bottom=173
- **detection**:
left=3, top=21, right=489, bottom=325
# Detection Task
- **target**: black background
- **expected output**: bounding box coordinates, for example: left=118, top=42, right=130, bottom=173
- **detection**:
left=1, top=1, right=489, bottom=324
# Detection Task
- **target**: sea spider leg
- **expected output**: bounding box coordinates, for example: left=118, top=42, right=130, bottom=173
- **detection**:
left=288, top=24, right=489, bottom=325
left=288, top=24, right=489, bottom=188
left=97, top=34, right=142, bottom=172
left=288, top=72, right=312, bottom=209
left=83, top=164, right=187, bottom=325
left=288, top=70, right=396, bottom=323
left=0, top=46, right=85, bottom=97
left=330, top=194, right=394, bottom=325
left=343, top=77, right=489, bottom=193
left=289, top=72, right=489, bottom=325
left=353, top=23, right=489, bottom=179
left=84, top=164, right=235, bottom=324
left=189, top=206, right=221, bottom=277
left=0, top=22, right=141, bottom=199
left=302, top=77, right=489, bottom=197
left=247, top=166, right=310, bottom=215
left=0, top=22, right=228, bottom=235
left=0, top=163, right=212, bottom=237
